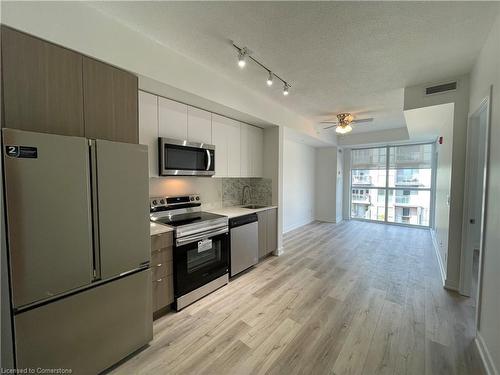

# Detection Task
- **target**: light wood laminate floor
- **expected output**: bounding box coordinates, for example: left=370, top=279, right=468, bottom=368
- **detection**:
left=110, top=221, right=483, bottom=375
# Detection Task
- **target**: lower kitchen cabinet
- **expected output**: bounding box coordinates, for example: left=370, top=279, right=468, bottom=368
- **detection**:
left=257, top=208, right=278, bottom=259
left=150, top=231, right=174, bottom=318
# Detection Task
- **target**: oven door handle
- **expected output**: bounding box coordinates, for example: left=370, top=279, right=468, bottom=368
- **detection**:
left=176, top=227, right=228, bottom=247
left=206, top=149, right=211, bottom=171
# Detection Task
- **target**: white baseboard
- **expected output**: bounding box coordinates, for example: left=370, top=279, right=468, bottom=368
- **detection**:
left=335, top=216, right=343, bottom=224
left=283, top=219, right=314, bottom=234
left=273, top=247, right=284, bottom=256
left=430, top=229, right=446, bottom=285
left=475, top=333, right=499, bottom=375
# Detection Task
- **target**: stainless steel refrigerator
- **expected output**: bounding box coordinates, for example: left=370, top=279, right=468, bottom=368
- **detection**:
left=2, top=128, right=152, bottom=374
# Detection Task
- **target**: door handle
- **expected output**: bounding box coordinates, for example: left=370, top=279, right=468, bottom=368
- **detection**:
left=206, top=150, right=211, bottom=171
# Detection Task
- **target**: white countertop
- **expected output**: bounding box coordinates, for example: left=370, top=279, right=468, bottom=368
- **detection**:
left=206, top=205, right=277, bottom=219
left=150, top=205, right=277, bottom=234
left=150, top=222, right=173, bottom=236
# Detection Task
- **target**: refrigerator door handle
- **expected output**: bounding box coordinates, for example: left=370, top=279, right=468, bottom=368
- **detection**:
left=89, top=139, right=101, bottom=281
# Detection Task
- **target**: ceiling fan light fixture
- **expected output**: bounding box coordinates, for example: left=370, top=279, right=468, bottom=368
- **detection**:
left=335, top=124, right=352, bottom=134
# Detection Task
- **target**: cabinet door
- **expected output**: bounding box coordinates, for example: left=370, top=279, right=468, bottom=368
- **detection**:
left=240, top=125, right=250, bottom=177
left=187, top=107, right=212, bottom=144
left=139, top=91, right=159, bottom=177
left=251, top=126, right=264, bottom=177
left=83, top=57, right=138, bottom=143
left=158, top=97, right=188, bottom=141
left=1, top=26, right=84, bottom=136
left=227, top=120, right=241, bottom=177
left=211, top=114, right=228, bottom=177
left=266, top=208, right=278, bottom=254
left=257, top=211, right=268, bottom=259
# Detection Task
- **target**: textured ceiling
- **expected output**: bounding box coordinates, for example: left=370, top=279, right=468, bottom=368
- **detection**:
left=89, top=1, right=499, bottom=135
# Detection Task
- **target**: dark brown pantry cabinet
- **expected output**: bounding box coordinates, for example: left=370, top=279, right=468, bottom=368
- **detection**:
left=83, top=57, right=138, bottom=143
left=1, top=26, right=139, bottom=143
left=1, top=26, right=85, bottom=136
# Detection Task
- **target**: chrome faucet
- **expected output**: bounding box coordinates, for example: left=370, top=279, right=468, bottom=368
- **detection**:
left=242, top=185, right=251, bottom=205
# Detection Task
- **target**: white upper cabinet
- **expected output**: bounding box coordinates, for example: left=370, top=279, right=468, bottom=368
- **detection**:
left=240, top=125, right=250, bottom=177
left=212, top=114, right=240, bottom=177
left=250, top=125, right=264, bottom=177
left=240, top=124, right=264, bottom=177
left=158, top=97, right=188, bottom=140
left=226, top=120, right=241, bottom=177
left=138, top=91, right=159, bottom=177
left=187, top=107, right=212, bottom=144
left=212, top=114, right=228, bottom=177
left=139, top=93, right=262, bottom=178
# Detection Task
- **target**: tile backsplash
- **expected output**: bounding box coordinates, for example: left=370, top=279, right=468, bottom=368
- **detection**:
left=149, top=177, right=272, bottom=209
left=221, top=178, right=272, bottom=207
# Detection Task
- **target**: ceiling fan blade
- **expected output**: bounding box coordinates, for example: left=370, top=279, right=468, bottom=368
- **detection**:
left=320, top=121, right=339, bottom=124
left=323, top=125, right=337, bottom=129
left=352, top=118, right=374, bottom=124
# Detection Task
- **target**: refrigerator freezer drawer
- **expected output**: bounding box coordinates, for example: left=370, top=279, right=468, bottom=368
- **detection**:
left=14, top=269, right=152, bottom=374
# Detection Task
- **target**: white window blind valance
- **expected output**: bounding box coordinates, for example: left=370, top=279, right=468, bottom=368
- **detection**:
left=389, top=144, right=433, bottom=169
left=351, top=148, right=387, bottom=170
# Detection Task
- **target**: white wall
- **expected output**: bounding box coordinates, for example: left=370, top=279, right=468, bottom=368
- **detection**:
left=336, top=149, right=344, bottom=222
left=315, top=147, right=338, bottom=223
left=283, top=135, right=316, bottom=233
left=342, top=149, right=352, bottom=220
left=404, top=75, right=470, bottom=290
left=469, top=8, right=500, bottom=374
left=338, top=127, right=409, bottom=147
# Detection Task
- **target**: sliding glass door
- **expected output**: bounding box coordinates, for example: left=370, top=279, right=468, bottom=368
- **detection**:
left=350, top=143, right=434, bottom=227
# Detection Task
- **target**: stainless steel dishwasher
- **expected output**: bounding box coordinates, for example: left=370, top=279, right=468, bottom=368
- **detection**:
left=229, top=213, right=259, bottom=277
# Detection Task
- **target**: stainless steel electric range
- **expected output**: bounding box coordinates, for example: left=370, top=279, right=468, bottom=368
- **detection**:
left=150, top=195, right=229, bottom=310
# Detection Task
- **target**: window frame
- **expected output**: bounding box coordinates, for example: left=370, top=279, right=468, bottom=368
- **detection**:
left=349, top=142, right=435, bottom=228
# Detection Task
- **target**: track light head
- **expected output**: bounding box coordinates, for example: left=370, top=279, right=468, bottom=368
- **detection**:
left=266, top=71, right=273, bottom=86
left=283, top=83, right=290, bottom=96
left=238, top=48, right=248, bottom=68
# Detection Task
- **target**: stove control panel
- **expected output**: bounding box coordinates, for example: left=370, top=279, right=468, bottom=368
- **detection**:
left=150, top=195, right=201, bottom=211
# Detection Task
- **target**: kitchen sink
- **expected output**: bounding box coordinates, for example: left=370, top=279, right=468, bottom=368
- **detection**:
left=241, top=204, right=268, bottom=209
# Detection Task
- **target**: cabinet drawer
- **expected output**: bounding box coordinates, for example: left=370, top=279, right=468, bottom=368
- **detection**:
left=152, top=245, right=173, bottom=263
left=152, top=259, right=173, bottom=281
left=152, top=275, right=174, bottom=312
left=151, top=232, right=173, bottom=252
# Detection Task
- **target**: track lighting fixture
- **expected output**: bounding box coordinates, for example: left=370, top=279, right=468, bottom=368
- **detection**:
left=266, top=71, right=273, bottom=86
left=238, top=48, right=247, bottom=68
left=283, top=83, right=290, bottom=96
left=233, top=43, right=291, bottom=96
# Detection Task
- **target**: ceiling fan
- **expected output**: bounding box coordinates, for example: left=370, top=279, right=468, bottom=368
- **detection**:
left=321, top=113, right=374, bottom=134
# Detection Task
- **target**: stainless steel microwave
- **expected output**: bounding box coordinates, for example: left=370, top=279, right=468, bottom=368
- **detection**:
left=159, top=138, right=215, bottom=176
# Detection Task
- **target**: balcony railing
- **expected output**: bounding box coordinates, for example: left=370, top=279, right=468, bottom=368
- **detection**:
left=395, top=196, right=410, bottom=204
left=352, top=194, right=370, bottom=204
left=352, top=176, right=373, bottom=185
left=394, top=178, right=422, bottom=187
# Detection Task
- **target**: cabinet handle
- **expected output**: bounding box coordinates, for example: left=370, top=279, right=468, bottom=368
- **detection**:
left=156, top=278, right=164, bottom=282
left=156, top=263, right=162, bottom=267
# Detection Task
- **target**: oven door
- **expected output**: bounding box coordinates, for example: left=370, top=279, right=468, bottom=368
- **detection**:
left=173, top=231, right=229, bottom=297
left=159, top=138, right=215, bottom=176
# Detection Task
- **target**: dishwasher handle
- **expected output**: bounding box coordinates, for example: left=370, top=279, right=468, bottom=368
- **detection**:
left=229, top=213, right=258, bottom=228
